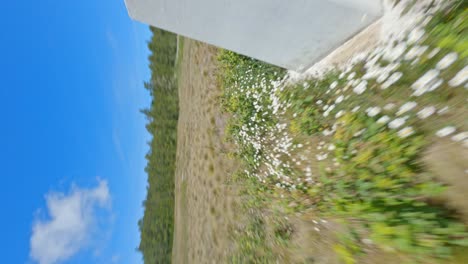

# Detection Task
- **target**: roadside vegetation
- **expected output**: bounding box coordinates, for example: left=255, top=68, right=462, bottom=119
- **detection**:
left=138, top=27, right=178, bottom=264
left=219, top=1, right=468, bottom=263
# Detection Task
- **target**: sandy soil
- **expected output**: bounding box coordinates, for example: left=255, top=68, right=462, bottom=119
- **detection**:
left=172, top=39, right=238, bottom=264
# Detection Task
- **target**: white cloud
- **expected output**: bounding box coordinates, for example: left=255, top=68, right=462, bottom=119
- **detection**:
left=30, top=179, right=111, bottom=264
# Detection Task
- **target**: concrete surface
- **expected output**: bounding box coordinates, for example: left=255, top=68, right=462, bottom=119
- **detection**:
left=125, top=0, right=383, bottom=72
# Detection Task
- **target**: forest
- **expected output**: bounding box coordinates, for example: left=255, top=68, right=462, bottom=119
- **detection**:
left=137, top=27, right=178, bottom=264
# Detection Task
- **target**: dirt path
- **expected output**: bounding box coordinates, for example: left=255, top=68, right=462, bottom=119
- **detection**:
left=172, top=39, right=238, bottom=263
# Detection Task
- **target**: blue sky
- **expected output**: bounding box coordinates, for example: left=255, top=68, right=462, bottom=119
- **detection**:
left=1, top=1, right=151, bottom=263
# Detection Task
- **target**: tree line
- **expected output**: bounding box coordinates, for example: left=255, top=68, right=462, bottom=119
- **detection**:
left=138, top=27, right=178, bottom=264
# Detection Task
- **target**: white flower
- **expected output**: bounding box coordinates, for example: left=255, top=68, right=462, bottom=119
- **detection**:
left=316, top=153, right=328, bottom=161
left=397, top=102, right=417, bottom=115
left=377, top=72, right=389, bottom=83
left=347, top=72, right=356, bottom=81
left=316, top=100, right=323, bottom=105
left=404, top=45, right=428, bottom=60
left=322, top=129, right=334, bottom=136
left=436, top=126, right=456, bottom=137
left=412, top=69, right=440, bottom=96
left=436, top=52, right=458, bottom=70
left=407, top=28, right=425, bottom=44
left=366, top=107, right=381, bottom=117
left=448, top=66, right=468, bottom=87
left=438, top=106, right=449, bottom=115
left=384, top=42, right=407, bottom=61
left=427, top=79, right=443, bottom=92
left=427, top=48, right=440, bottom=59
left=377, top=115, right=390, bottom=124
left=349, top=79, right=359, bottom=87
left=354, top=129, right=366, bottom=137
left=381, top=72, right=403, bottom=89
left=417, top=106, right=436, bottom=119
left=451, top=132, right=468, bottom=142
left=352, top=106, right=361, bottom=113
left=328, top=144, right=336, bottom=151
left=362, top=68, right=379, bottom=80
left=336, top=95, right=344, bottom=104
left=388, top=118, right=406, bottom=129
left=335, top=110, right=345, bottom=119
left=384, top=103, right=396, bottom=111
left=398, top=127, right=415, bottom=138
left=330, top=81, right=338, bottom=89
left=353, top=80, right=367, bottom=95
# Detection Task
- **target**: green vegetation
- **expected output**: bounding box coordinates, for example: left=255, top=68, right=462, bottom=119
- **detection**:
left=219, top=52, right=290, bottom=263
left=227, top=171, right=280, bottom=263
left=426, top=1, right=467, bottom=59
left=313, top=109, right=466, bottom=258
left=219, top=1, right=468, bottom=263
left=218, top=51, right=287, bottom=171
left=138, top=27, right=178, bottom=264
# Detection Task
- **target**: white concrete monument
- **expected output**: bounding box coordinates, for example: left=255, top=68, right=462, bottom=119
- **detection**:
left=125, top=0, right=382, bottom=72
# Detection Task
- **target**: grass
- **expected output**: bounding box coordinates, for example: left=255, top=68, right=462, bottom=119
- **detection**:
left=227, top=171, right=289, bottom=263
left=218, top=1, right=468, bottom=262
